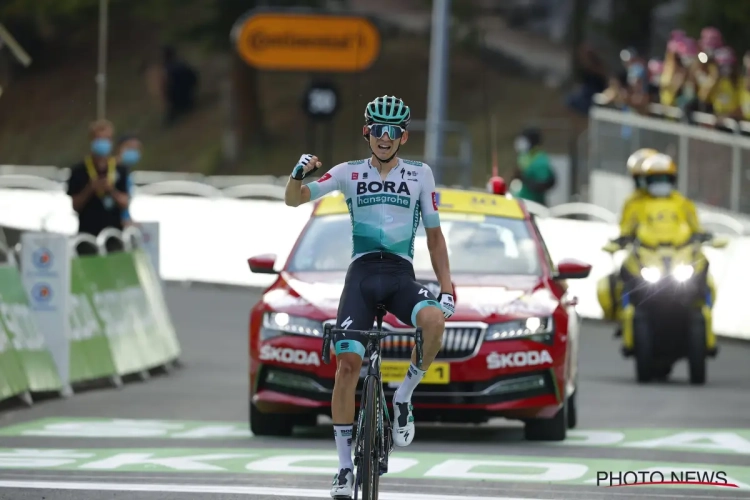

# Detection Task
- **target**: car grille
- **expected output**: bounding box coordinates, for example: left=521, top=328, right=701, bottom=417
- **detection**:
left=380, top=325, right=484, bottom=360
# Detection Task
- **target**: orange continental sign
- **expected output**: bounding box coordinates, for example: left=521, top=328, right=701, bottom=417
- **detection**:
left=235, top=13, right=380, bottom=72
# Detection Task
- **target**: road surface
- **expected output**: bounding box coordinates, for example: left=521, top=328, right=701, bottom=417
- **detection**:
left=0, top=284, right=749, bottom=500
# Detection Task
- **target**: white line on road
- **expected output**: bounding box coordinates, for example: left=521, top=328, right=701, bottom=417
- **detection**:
left=0, top=480, right=549, bottom=499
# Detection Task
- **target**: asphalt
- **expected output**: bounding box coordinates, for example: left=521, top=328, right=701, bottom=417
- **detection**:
left=0, top=284, right=749, bottom=500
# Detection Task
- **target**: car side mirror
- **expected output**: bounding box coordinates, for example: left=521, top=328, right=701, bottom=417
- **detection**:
left=248, top=254, right=278, bottom=274
left=554, top=259, right=592, bottom=280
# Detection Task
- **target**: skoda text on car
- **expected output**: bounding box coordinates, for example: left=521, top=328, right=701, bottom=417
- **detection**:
left=248, top=187, right=592, bottom=441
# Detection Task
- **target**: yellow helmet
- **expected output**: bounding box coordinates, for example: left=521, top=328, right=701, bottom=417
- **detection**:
left=641, top=153, right=677, bottom=177
left=626, top=148, right=658, bottom=177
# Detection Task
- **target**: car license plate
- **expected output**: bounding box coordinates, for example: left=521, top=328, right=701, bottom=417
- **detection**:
left=380, top=361, right=449, bottom=384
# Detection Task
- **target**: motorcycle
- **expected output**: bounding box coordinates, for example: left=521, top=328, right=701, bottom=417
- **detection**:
left=597, top=220, right=728, bottom=385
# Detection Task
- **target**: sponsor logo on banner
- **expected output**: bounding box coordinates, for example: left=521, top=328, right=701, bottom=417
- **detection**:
left=486, top=350, right=553, bottom=369
left=29, top=282, right=55, bottom=311
left=32, top=247, right=53, bottom=270
left=259, top=345, right=320, bottom=366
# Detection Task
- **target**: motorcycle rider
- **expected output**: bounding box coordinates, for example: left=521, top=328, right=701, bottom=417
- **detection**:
left=618, top=152, right=717, bottom=357
left=598, top=148, right=658, bottom=327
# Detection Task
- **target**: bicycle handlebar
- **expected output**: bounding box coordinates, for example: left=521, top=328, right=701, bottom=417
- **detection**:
left=321, top=324, right=424, bottom=368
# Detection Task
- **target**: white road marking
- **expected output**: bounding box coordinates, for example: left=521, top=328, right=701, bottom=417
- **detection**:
left=0, top=479, right=549, bottom=499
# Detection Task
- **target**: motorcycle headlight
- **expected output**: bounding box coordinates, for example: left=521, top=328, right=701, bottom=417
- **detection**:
left=640, top=267, right=661, bottom=283
left=485, top=317, right=554, bottom=341
left=261, top=313, right=324, bottom=341
left=673, top=264, right=694, bottom=282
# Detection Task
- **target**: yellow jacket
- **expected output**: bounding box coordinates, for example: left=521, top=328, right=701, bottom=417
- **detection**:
left=620, top=191, right=702, bottom=238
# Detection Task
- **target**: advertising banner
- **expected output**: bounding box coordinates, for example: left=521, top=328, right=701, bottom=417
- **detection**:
left=0, top=264, right=62, bottom=394
left=19, top=232, right=71, bottom=386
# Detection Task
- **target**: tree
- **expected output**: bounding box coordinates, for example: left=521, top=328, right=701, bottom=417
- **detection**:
left=598, top=0, right=670, bottom=54
left=682, top=0, right=750, bottom=54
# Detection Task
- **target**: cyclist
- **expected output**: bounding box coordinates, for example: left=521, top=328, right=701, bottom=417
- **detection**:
left=284, top=95, right=456, bottom=498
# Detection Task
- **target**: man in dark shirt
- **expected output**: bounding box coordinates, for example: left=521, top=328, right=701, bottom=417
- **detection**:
left=66, top=119, right=130, bottom=254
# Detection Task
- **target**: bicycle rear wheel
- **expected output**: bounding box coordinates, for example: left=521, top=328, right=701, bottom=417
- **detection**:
left=360, top=375, right=380, bottom=499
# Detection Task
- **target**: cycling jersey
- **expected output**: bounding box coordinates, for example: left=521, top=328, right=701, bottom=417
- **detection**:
left=307, top=158, right=441, bottom=262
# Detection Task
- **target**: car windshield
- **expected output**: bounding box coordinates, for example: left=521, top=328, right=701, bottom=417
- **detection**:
left=286, top=213, right=541, bottom=275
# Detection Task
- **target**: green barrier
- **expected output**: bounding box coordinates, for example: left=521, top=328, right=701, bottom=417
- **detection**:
left=68, top=257, right=118, bottom=383
left=68, top=250, right=180, bottom=381
left=0, top=313, right=29, bottom=402
left=131, top=249, right=180, bottom=362
left=0, top=265, right=62, bottom=396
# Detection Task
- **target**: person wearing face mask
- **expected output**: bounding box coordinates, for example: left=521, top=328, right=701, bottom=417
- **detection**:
left=116, top=135, right=142, bottom=227
left=710, top=46, right=739, bottom=121
left=694, top=27, right=723, bottom=113
left=510, top=127, right=555, bottom=206
left=618, top=148, right=658, bottom=241
left=736, top=51, right=750, bottom=123
left=66, top=119, right=131, bottom=253
left=636, top=153, right=704, bottom=236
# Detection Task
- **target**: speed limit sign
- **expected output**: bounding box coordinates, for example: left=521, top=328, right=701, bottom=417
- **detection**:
left=303, top=81, right=340, bottom=121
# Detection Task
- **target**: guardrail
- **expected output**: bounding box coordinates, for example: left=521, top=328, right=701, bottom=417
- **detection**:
left=2, top=170, right=749, bottom=342
left=587, top=103, right=750, bottom=215
left=0, top=222, right=181, bottom=406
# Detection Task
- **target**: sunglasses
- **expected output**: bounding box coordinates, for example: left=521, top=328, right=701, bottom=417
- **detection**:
left=364, top=123, right=405, bottom=140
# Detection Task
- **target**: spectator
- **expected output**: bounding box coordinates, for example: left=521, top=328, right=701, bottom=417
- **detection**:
left=162, top=45, right=199, bottom=126
left=739, top=51, right=750, bottom=122
left=510, top=127, right=556, bottom=206
left=567, top=43, right=608, bottom=116
left=693, top=28, right=723, bottom=112
left=711, top=47, right=738, bottom=121
left=647, top=58, right=663, bottom=102
left=116, top=134, right=142, bottom=227
left=661, top=38, right=699, bottom=116
left=621, top=48, right=651, bottom=115
left=66, top=119, right=130, bottom=254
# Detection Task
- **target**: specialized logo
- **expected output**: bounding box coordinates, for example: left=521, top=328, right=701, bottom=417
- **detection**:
left=486, top=350, right=553, bottom=369
left=418, top=288, right=429, bottom=298
left=341, top=317, right=353, bottom=329
left=259, top=345, right=320, bottom=366
left=32, top=248, right=53, bottom=269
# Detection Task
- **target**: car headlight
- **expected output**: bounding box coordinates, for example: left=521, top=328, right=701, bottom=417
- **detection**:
left=672, top=264, right=694, bottom=282
left=261, top=313, right=324, bottom=340
left=484, top=317, right=554, bottom=341
left=640, top=267, right=661, bottom=283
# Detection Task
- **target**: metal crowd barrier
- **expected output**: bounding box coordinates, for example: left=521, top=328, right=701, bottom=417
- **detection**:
left=587, top=101, right=750, bottom=215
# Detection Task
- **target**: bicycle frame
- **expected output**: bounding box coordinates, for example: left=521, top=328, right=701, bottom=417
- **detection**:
left=322, top=306, right=423, bottom=500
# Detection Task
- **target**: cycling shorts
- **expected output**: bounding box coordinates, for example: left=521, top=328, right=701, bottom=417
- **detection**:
left=334, top=251, right=441, bottom=359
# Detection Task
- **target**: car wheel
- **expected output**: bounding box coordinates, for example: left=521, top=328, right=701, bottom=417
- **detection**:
left=249, top=402, right=294, bottom=436
left=633, top=310, right=654, bottom=383
left=687, top=309, right=707, bottom=386
left=567, top=390, right=577, bottom=429
left=524, top=398, right=567, bottom=441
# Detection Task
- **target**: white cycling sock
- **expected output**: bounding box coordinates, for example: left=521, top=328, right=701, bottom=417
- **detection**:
left=394, top=363, right=426, bottom=403
left=333, top=424, right=354, bottom=470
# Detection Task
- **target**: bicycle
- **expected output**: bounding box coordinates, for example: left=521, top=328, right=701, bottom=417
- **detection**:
left=322, top=304, right=424, bottom=500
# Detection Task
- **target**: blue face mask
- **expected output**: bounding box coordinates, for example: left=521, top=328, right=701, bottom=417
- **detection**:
left=120, top=149, right=141, bottom=166
left=91, top=138, right=113, bottom=157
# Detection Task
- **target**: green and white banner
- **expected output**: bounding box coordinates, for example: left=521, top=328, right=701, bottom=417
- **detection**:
left=0, top=264, right=62, bottom=397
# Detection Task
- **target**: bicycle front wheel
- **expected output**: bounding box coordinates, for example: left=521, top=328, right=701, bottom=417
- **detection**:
left=360, top=375, right=380, bottom=499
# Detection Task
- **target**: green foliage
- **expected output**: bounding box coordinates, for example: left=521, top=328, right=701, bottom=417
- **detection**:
left=596, top=0, right=669, bottom=52
left=682, top=0, right=750, bottom=53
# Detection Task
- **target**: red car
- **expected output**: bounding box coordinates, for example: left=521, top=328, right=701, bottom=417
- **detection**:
left=248, top=187, right=591, bottom=441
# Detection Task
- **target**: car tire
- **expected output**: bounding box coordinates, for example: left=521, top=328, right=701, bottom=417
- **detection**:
left=687, top=309, right=707, bottom=386
left=524, top=398, right=567, bottom=441
left=633, top=310, right=654, bottom=383
left=249, top=402, right=294, bottom=436
left=567, top=390, right=577, bottom=429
